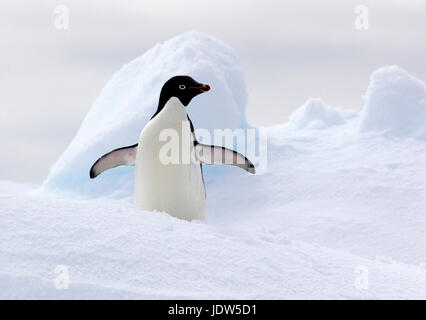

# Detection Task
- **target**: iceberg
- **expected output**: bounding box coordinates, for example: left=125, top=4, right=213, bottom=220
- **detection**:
left=360, top=65, right=426, bottom=139
left=288, top=98, right=356, bottom=130
left=42, top=32, right=248, bottom=197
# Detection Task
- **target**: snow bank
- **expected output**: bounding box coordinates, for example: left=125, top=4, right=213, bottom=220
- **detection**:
left=2, top=192, right=426, bottom=299
left=360, top=66, right=426, bottom=139
left=42, top=32, right=247, bottom=197
left=4, top=45, right=426, bottom=298
left=288, top=98, right=356, bottom=130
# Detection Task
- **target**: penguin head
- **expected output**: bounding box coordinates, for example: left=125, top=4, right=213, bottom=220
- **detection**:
left=159, top=75, right=210, bottom=107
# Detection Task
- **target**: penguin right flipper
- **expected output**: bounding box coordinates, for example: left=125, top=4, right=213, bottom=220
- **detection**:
left=194, top=142, right=256, bottom=174
left=90, top=144, right=138, bottom=179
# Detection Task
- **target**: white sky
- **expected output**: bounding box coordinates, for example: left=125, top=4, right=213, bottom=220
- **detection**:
left=1, top=0, right=425, bottom=182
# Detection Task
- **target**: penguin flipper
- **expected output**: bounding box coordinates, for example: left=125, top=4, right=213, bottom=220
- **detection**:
left=90, top=144, right=138, bottom=179
left=194, top=142, right=256, bottom=174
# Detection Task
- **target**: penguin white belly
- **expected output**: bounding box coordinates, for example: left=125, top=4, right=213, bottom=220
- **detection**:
left=134, top=97, right=206, bottom=221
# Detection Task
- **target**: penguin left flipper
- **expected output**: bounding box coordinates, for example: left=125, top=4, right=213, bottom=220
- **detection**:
left=90, top=144, right=138, bottom=179
left=194, top=142, right=256, bottom=174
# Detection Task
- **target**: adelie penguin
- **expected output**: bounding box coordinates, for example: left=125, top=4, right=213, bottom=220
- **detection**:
left=89, top=75, right=255, bottom=221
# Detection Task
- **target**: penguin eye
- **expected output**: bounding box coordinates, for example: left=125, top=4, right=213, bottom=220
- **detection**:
left=179, top=84, right=186, bottom=90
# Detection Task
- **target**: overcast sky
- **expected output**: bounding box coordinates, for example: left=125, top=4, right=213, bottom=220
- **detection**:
left=1, top=0, right=425, bottom=183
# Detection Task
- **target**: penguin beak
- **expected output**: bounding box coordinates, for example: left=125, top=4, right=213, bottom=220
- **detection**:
left=190, top=84, right=211, bottom=93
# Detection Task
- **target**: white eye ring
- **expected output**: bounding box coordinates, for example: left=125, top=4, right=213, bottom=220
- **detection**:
left=179, top=84, right=186, bottom=90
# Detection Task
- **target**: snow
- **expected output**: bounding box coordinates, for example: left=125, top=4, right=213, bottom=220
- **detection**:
left=2, top=33, right=426, bottom=299
left=288, top=98, right=356, bottom=130
left=2, top=180, right=426, bottom=299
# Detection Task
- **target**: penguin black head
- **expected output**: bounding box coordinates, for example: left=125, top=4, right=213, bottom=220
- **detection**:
left=158, top=75, right=210, bottom=108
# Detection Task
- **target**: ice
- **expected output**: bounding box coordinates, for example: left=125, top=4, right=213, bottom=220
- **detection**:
left=360, top=66, right=426, bottom=139
left=2, top=33, right=426, bottom=299
left=288, top=98, right=356, bottom=130
left=1, top=192, right=426, bottom=299
left=42, top=31, right=247, bottom=197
